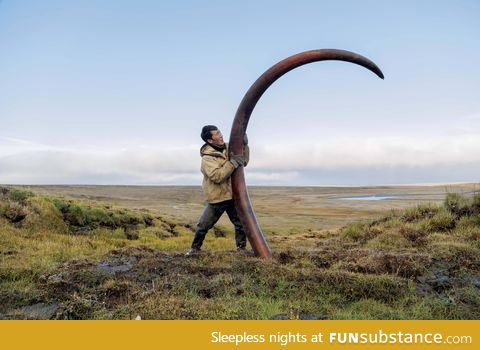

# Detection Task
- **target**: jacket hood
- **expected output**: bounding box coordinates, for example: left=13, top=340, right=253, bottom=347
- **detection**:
left=200, top=143, right=229, bottom=158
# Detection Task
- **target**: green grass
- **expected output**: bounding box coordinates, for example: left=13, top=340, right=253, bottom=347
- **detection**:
left=1, top=186, right=479, bottom=320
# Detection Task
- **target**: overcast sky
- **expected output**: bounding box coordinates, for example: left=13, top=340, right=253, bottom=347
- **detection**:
left=1, top=0, right=479, bottom=185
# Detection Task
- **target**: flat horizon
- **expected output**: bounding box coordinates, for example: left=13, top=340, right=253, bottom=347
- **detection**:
left=3, top=181, right=478, bottom=188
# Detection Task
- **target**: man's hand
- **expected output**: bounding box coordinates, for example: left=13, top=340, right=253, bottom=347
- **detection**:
left=230, top=153, right=246, bottom=168
left=243, top=133, right=248, bottom=145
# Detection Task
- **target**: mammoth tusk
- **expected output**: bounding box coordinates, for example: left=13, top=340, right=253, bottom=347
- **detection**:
left=228, top=49, right=384, bottom=258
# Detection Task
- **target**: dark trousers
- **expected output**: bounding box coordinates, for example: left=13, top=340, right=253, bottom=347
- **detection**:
left=191, top=199, right=247, bottom=249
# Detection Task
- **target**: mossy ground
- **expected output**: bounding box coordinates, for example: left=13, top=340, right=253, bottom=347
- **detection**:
left=1, top=187, right=479, bottom=319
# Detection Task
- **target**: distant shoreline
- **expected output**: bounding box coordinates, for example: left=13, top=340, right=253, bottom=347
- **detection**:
left=1, top=182, right=478, bottom=188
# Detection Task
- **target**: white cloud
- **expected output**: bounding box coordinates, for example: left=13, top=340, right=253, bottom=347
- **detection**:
left=1, top=133, right=479, bottom=184
left=253, top=134, right=480, bottom=169
left=247, top=171, right=300, bottom=181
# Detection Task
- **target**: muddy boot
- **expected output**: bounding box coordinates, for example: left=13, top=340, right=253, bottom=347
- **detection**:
left=185, top=247, right=201, bottom=257
left=237, top=247, right=255, bottom=256
left=236, top=247, right=248, bottom=254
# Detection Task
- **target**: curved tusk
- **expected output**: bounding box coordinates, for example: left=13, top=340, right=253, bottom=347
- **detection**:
left=229, top=49, right=384, bottom=258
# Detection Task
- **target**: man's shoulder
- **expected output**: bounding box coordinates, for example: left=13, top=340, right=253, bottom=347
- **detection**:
left=200, top=143, right=227, bottom=158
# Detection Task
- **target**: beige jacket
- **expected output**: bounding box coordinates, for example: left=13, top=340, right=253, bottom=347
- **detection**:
left=200, top=142, right=249, bottom=204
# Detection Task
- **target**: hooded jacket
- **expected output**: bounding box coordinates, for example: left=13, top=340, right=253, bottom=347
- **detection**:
left=200, top=142, right=249, bottom=204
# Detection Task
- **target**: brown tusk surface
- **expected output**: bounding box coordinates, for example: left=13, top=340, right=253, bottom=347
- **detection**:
left=229, top=49, right=384, bottom=258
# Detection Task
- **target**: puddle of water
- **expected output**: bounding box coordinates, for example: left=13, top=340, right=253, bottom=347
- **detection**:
left=337, top=195, right=399, bottom=201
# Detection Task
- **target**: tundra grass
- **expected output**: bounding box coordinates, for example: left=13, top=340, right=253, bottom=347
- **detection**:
left=0, top=186, right=479, bottom=319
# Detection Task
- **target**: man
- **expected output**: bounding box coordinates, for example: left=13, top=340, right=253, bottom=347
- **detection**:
left=185, top=125, right=249, bottom=256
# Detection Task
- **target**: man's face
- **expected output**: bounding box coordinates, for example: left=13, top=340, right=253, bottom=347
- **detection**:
left=208, top=129, right=224, bottom=145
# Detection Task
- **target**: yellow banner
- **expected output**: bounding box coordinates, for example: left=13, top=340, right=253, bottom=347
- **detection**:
left=2, top=320, right=478, bottom=350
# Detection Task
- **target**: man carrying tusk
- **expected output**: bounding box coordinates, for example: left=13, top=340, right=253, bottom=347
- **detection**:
left=185, top=125, right=249, bottom=256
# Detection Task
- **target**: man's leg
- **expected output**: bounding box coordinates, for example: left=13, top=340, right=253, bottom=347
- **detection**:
left=225, top=200, right=247, bottom=249
left=191, top=202, right=225, bottom=250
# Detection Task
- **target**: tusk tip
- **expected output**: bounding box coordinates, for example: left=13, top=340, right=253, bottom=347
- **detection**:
left=376, top=69, right=385, bottom=80
left=373, top=69, right=384, bottom=80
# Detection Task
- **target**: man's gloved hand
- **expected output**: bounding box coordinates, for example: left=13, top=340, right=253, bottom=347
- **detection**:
left=243, top=133, right=248, bottom=145
left=230, top=153, right=246, bottom=168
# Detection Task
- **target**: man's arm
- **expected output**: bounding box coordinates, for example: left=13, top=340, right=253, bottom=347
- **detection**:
left=202, top=156, right=236, bottom=184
